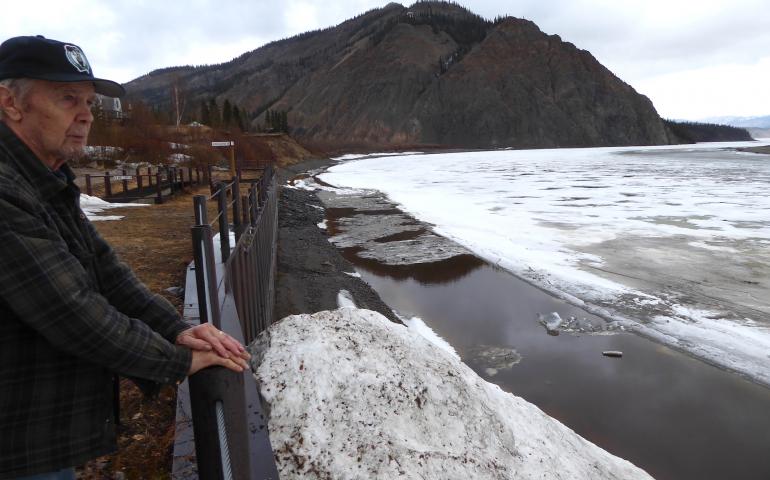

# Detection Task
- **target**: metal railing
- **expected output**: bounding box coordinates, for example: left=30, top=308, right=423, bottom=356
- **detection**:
left=179, top=165, right=279, bottom=479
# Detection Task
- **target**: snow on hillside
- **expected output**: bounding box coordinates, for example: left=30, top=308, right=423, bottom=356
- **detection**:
left=252, top=308, right=653, bottom=479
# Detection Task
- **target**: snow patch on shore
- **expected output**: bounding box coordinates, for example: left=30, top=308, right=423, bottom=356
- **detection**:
left=80, top=194, right=147, bottom=221
left=336, top=290, right=356, bottom=309
left=252, top=308, right=653, bottom=479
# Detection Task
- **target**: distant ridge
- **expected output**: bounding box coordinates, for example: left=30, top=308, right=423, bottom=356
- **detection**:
left=664, top=120, right=753, bottom=143
left=700, top=115, right=770, bottom=129
left=125, top=1, right=674, bottom=150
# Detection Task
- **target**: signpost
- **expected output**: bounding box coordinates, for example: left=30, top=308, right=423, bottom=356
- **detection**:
left=212, top=140, right=236, bottom=177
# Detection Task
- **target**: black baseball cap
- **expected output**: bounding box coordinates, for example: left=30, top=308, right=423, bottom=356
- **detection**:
left=0, top=35, right=125, bottom=98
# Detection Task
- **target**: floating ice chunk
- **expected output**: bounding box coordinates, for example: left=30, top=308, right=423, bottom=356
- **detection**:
left=538, top=312, right=564, bottom=335
left=468, top=345, right=522, bottom=374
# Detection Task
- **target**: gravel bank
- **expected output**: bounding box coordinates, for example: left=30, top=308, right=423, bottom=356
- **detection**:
left=274, top=160, right=399, bottom=323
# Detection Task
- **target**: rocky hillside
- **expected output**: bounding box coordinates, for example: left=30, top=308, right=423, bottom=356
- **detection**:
left=125, top=1, right=672, bottom=150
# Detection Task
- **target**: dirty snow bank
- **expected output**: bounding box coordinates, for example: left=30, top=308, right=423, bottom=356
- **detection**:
left=252, top=308, right=652, bottom=479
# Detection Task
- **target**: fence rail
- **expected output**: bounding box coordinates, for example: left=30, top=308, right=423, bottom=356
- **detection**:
left=85, top=165, right=206, bottom=203
left=174, top=165, right=279, bottom=479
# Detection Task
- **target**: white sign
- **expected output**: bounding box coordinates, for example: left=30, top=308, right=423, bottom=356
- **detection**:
left=211, top=141, right=234, bottom=147
left=112, top=175, right=133, bottom=180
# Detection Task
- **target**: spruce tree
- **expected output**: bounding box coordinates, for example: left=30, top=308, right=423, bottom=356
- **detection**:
left=208, top=98, right=221, bottom=127
left=200, top=100, right=210, bottom=125
left=223, top=99, right=233, bottom=127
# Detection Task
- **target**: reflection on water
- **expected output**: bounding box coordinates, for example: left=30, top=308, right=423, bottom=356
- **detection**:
left=349, top=257, right=770, bottom=480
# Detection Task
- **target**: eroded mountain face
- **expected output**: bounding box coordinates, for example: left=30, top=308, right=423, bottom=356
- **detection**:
left=125, top=2, right=671, bottom=149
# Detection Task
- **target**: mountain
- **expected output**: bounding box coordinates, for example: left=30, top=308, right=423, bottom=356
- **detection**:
left=124, top=2, right=672, bottom=150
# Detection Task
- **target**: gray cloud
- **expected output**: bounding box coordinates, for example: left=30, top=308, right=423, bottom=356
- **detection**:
left=4, top=0, right=768, bottom=117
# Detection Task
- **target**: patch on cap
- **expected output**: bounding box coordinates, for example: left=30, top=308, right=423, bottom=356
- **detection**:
left=64, top=44, right=91, bottom=74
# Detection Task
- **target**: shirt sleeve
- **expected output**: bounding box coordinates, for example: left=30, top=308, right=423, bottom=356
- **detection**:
left=0, top=195, right=191, bottom=385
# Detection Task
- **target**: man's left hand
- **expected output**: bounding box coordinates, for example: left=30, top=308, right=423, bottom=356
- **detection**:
left=176, top=323, right=250, bottom=362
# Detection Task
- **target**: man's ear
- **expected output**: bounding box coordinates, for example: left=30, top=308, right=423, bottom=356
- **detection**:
left=0, top=86, right=23, bottom=122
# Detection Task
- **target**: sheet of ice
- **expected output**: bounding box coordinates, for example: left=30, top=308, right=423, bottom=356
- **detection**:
left=320, top=141, right=770, bottom=385
left=252, top=308, right=652, bottom=479
left=79, top=194, right=147, bottom=221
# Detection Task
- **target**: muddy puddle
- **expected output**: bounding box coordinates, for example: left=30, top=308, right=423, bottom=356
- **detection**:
left=324, top=202, right=770, bottom=480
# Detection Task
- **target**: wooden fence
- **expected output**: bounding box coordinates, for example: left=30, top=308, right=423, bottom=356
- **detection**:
left=84, top=165, right=206, bottom=203
left=173, top=166, right=279, bottom=479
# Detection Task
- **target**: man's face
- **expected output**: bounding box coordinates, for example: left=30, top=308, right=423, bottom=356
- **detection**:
left=13, top=80, right=96, bottom=169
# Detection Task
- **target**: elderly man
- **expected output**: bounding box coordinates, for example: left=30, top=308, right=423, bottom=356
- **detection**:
left=0, top=36, right=248, bottom=479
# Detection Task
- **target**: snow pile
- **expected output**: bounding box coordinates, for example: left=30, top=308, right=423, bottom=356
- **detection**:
left=252, top=308, right=653, bottom=480
left=79, top=194, right=147, bottom=221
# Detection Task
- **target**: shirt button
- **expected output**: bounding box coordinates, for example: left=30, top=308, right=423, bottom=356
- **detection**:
left=79, top=213, right=86, bottom=220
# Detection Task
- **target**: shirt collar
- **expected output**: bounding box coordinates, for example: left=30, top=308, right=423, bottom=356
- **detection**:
left=0, top=121, right=73, bottom=200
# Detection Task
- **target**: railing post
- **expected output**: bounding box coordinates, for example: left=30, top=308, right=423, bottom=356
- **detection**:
left=191, top=195, right=222, bottom=328
left=104, top=171, right=112, bottom=197
left=155, top=171, right=163, bottom=204
left=147, top=166, right=153, bottom=187
left=241, top=197, right=249, bottom=228
left=121, top=168, right=129, bottom=193
left=217, top=182, right=231, bottom=263
left=188, top=167, right=193, bottom=188
left=168, top=167, right=175, bottom=195
left=249, top=182, right=258, bottom=226
left=232, top=177, right=242, bottom=244
left=136, top=167, right=143, bottom=191
left=194, top=194, right=208, bottom=225
left=196, top=166, right=201, bottom=185
left=191, top=226, right=222, bottom=329
left=85, top=174, right=92, bottom=196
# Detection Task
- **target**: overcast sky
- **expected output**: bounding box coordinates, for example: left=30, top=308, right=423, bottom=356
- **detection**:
left=3, top=0, right=768, bottom=120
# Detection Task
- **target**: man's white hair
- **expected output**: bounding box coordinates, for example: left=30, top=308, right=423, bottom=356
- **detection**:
left=0, top=78, right=34, bottom=120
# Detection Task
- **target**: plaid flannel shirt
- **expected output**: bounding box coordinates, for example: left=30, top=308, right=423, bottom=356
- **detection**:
left=0, top=122, right=192, bottom=478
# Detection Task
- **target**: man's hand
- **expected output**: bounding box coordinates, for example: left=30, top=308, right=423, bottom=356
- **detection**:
left=189, top=349, right=249, bottom=375
left=176, top=323, right=250, bottom=363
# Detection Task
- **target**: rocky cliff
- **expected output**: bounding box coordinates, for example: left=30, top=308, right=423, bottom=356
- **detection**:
left=125, top=2, right=672, bottom=149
